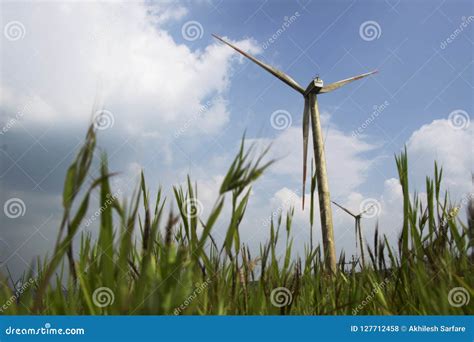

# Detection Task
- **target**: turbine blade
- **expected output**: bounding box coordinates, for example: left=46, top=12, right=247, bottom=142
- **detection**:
left=213, top=34, right=305, bottom=94
left=331, top=201, right=357, bottom=218
left=302, top=97, right=310, bottom=210
left=319, top=70, right=378, bottom=94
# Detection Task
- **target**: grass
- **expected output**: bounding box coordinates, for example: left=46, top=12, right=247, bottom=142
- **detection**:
left=0, top=124, right=473, bottom=315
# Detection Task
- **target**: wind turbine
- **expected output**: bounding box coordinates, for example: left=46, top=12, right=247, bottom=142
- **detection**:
left=213, top=34, right=377, bottom=273
left=331, top=201, right=375, bottom=266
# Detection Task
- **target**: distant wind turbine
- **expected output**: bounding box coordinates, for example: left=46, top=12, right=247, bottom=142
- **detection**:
left=213, top=34, right=377, bottom=273
left=332, top=201, right=375, bottom=266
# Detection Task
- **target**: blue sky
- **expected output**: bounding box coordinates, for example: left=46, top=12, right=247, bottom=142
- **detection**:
left=169, top=0, right=472, bottom=194
left=0, top=0, right=472, bottom=278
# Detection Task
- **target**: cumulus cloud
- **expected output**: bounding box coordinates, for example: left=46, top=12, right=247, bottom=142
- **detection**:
left=370, top=118, right=473, bottom=245
left=0, top=1, right=260, bottom=141
left=406, top=119, right=472, bottom=196
left=0, top=1, right=265, bottom=278
left=256, top=117, right=472, bottom=257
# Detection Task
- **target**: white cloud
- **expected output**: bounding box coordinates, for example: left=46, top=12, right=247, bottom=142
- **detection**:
left=345, top=118, right=472, bottom=252
left=0, top=1, right=259, bottom=142
left=369, top=118, right=473, bottom=244
left=406, top=119, right=472, bottom=196
left=0, top=1, right=265, bottom=276
left=253, top=117, right=472, bottom=258
left=146, top=2, right=188, bottom=24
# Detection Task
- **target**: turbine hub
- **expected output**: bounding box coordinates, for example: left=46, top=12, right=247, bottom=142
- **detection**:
left=304, top=77, right=324, bottom=95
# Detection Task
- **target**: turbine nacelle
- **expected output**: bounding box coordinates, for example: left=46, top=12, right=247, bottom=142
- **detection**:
left=305, top=77, right=324, bottom=95
left=313, top=76, right=324, bottom=88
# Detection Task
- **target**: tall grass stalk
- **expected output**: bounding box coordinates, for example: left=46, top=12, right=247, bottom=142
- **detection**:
left=1, top=124, right=472, bottom=315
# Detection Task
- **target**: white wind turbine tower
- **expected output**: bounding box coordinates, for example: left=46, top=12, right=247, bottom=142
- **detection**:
left=331, top=201, right=376, bottom=267
left=213, top=34, right=377, bottom=273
